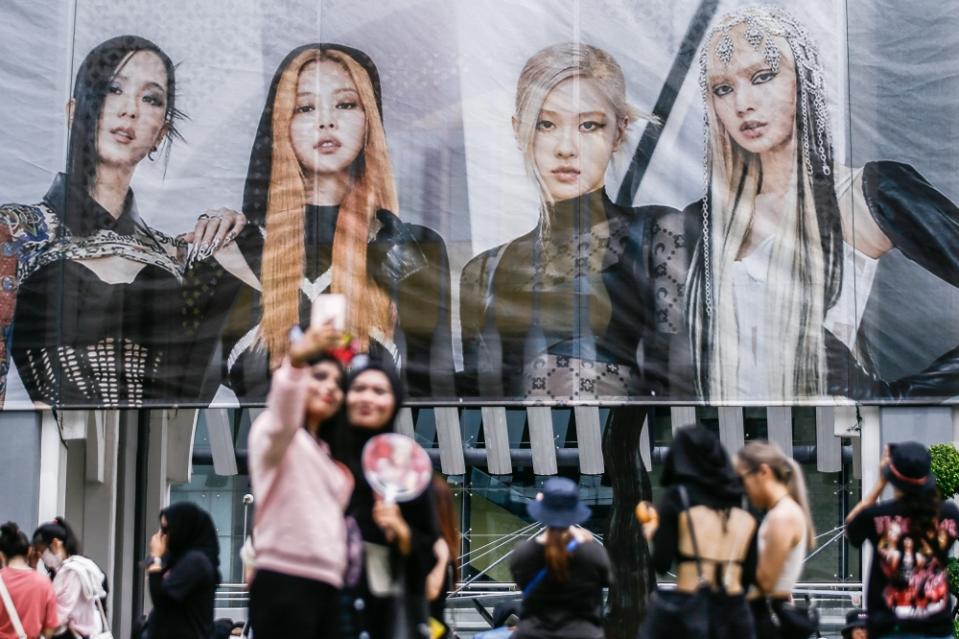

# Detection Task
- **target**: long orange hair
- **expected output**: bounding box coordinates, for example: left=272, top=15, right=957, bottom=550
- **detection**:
left=259, top=48, right=397, bottom=367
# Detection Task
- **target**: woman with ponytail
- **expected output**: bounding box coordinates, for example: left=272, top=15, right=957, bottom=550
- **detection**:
left=846, top=442, right=959, bottom=638
left=181, top=43, right=452, bottom=403
left=509, top=477, right=610, bottom=639
left=735, top=441, right=815, bottom=638
left=32, top=518, right=107, bottom=639
left=0, top=522, right=58, bottom=639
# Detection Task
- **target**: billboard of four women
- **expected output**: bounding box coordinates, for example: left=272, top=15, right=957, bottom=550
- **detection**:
left=1, top=0, right=957, bottom=407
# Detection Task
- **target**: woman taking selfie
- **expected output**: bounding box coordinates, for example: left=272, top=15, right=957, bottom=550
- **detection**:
left=246, top=324, right=354, bottom=639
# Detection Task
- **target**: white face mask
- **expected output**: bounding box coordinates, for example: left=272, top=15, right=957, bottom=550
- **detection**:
left=41, top=549, right=62, bottom=572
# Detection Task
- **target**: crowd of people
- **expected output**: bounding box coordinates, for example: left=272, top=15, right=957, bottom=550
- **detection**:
left=1, top=325, right=958, bottom=639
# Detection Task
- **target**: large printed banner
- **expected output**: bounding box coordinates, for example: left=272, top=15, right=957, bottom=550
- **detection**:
left=1, top=0, right=958, bottom=407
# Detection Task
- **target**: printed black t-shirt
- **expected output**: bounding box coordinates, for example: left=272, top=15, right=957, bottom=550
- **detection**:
left=846, top=499, right=959, bottom=637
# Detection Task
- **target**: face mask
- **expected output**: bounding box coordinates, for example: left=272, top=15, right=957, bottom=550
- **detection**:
left=41, top=549, right=62, bottom=572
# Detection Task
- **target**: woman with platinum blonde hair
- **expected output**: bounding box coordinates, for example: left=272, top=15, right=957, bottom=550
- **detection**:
left=460, top=42, right=689, bottom=400
left=687, top=5, right=959, bottom=402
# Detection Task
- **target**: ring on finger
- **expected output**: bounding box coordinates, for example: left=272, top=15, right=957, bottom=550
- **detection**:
left=197, top=213, right=210, bottom=220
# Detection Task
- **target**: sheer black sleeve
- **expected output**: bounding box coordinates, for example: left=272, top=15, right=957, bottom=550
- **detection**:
left=641, top=206, right=694, bottom=398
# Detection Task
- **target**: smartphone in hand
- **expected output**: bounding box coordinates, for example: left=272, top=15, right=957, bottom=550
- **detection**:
left=311, top=293, right=347, bottom=330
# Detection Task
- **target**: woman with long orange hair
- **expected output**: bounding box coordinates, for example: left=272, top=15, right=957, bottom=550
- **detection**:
left=182, top=43, right=451, bottom=402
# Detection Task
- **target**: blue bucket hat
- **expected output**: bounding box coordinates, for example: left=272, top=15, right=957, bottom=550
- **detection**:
left=527, top=477, right=591, bottom=527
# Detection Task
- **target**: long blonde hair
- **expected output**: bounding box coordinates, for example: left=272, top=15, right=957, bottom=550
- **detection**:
left=690, top=7, right=842, bottom=401
left=737, top=441, right=816, bottom=549
left=513, top=43, right=654, bottom=219
left=259, top=48, right=397, bottom=367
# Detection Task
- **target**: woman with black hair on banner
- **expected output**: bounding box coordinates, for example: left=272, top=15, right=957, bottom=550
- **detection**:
left=638, top=426, right=757, bottom=639
left=145, top=502, right=221, bottom=639
left=0, top=522, right=58, bottom=639
left=847, top=442, right=959, bottom=639
left=181, top=43, right=453, bottom=403
left=32, top=518, right=108, bottom=639
left=459, top=42, right=690, bottom=401
left=509, top=477, right=611, bottom=639
left=0, top=35, right=241, bottom=408
left=687, top=6, right=959, bottom=402
left=340, top=358, right=439, bottom=639
left=246, top=324, right=354, bottom=639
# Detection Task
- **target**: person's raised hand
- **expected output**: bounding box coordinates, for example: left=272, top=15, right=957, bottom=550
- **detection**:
left=289, top=323, right=341, bottom=367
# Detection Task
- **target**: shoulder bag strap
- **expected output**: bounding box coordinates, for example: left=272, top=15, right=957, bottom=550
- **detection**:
left=0, top=573, right=28, bottom=639
left=521, top=536, right=580, bottom=598
left=678, top=485, right=705, bottom=584
left=94, top=595, right=111, bottom=633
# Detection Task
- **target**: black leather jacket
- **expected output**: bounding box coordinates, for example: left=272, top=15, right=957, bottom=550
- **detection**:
left=180, top=207, right=453, bottom=403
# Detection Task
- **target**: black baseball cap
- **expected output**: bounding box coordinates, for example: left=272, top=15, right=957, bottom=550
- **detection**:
left=883, top=441, right=936, bottom=494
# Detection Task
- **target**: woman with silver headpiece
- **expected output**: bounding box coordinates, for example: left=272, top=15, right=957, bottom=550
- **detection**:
left=686, top=5, right=959, bottom=402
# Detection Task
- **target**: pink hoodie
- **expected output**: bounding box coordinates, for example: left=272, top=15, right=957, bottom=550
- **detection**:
left=248, top=361, right=354, bottom=587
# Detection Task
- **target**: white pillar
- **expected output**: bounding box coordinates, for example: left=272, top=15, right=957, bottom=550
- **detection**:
left=859, top=406, right=881, bottom=603
left=37, top=411, right=68, bottom=524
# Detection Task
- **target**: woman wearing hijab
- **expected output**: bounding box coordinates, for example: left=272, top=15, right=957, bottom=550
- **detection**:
left=340, top=358, right=439, bottom=639
left=639, top=425, right=758, bottom=639
left=146, top=502, right=221, bottom=639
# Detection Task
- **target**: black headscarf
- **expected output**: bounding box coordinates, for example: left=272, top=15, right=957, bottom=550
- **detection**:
left=337, top=356, right=404, bottom=471
left=661, top=425, right=743, bottom=508
left=341, top=357, right=427, bottom=544
left=160, top=502, right=221, bottom=584
left=242, top=43, right=384, bottom=229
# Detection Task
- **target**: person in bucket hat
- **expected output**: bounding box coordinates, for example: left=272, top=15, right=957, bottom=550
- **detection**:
left=846, top=442, right=959, bottom=638
left=509, top=478, right=611, bottom=639
left=841, top=609, right=868, bottom=639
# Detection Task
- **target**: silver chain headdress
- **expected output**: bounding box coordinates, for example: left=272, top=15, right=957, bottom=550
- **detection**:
left=696, top=5, right=834, bottom=318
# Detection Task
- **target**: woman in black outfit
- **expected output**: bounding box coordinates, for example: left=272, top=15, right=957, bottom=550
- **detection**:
left=146, top=502, right=221, bottom=639
left=509, top=477, right=610, bottom=639
left=181, top=43, right=453, bottom=404
left=340, top=359, right=439, bottom=639
left=0, top=35, right=240, bottom=408
left=639, top=426, right=757, bottom=639
left=459, top=42, right=690, bottom=401
left=0, top=36, right=184, bottom=408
